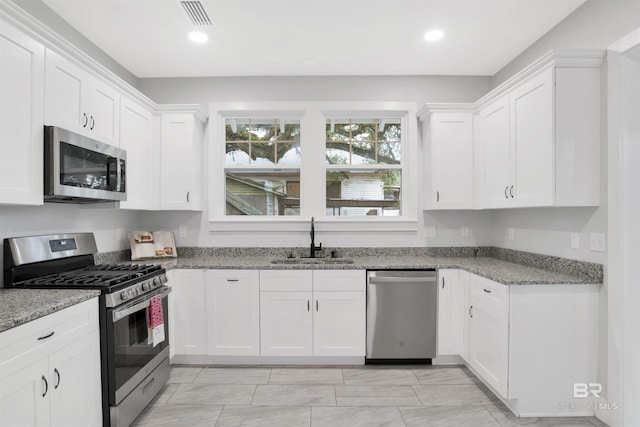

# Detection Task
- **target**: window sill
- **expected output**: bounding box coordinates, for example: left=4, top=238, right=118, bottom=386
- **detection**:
left=208, top=217, right=418, bottom=233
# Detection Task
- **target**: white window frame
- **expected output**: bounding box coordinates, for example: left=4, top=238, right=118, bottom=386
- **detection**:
left=209, top=101, right=418, bottom=233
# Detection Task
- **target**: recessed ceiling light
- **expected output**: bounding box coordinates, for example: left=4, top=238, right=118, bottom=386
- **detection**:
left=424, top=30, right=444, bottom=42
left=188, top=31, right=208, bottom=43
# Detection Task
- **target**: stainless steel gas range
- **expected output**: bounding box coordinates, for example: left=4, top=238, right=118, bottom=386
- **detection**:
left=3, top=233, right=171, bottom=427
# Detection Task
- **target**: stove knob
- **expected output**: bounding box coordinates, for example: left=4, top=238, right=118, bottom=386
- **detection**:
left=120, top=291, right=128, bottom=301
left=142, top=282, right=150, bottom=291
left=154, top=277, right=162, bottom=287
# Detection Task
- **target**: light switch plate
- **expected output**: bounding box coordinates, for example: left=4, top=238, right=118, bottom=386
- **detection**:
left=461, top=226, right=469, bottom=237
left=507, top=228, right=514, bottom=240
left=425, top=226, right=436, bottom=238
left=590, top=233, right=606, bottom=252
left=571, top=233, right=580, bottom=249
left=179, top=226, right=187, bottom=238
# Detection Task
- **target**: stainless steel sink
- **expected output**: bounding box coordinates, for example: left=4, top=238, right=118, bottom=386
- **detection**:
left=270, top=258, right=354, bottom=265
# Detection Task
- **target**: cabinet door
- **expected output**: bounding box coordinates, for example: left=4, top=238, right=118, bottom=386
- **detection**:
left=469, top=296, right=509, bottom=397
left=207, top=270, right=260, bottom=356
left=313, top=291, right=365, bottom=356
left=459, top=271, right=470, bottom=362
left=45, top=49, right=85, bottom=132
left=169, top=269, right=207, bottom=355
left=0, top=358, right=50, bottom=427
left=49, top=332, right=102, bottom=427
left=0, top=20, right=45, bottom=205
left=477, top=96, right=511, bottom=208
left=437, top=269, right=465, bottom=356
left=510, top=69, right=554, bottom=207
left=119, top=97, right=153, bottom=210
left=85, top=78, right=120, bottom=146
left=160, top=114, right=193, bottom=210
left=260, top=291, right=312, bottom=356
left=430, top=113, right=474, bottom=209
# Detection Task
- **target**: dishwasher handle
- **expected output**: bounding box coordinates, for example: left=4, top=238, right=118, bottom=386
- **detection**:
left=368, top=276, right=437, bottom=285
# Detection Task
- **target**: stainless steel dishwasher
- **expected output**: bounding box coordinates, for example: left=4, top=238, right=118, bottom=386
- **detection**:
left=366, top=270, right=437, bottom=362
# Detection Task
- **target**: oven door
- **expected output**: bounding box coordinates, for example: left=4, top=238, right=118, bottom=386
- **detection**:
left=106, top=286, right=171, bottom=405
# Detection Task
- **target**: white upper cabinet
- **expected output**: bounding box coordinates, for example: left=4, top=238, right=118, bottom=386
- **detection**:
left=118, top=96, right=154, bottom=210
left=477, top=96, right=511, bottom=208
left=0, top=19, right=45, bottom=205
left=45, top=49, right=120, bottom=146
left=159, top=112, right=204, bottom=210
left=423, top=112, right=475, bottom=209
left=476, top=63, right=601, bottom=208
left=421, top=51, right=603, bottom=210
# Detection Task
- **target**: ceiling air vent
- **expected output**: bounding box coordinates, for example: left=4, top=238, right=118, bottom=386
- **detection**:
left=179, top=1, right=213, bottom=27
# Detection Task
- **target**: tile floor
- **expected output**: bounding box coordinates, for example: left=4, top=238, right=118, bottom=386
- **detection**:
left=132, top=365, right=608, bottom=427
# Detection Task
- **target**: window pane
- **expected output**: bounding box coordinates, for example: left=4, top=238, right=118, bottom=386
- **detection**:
left=251, top=142, right=276, bottom=165
left=226, top=170, right=300, bottom=216
left=325, top=118, right=401, bottom=165
left=277, top=142, right=301, bottom=165
left=226, top=118, right=301, bottom=166
left=325, top=170, right=401, bottom=216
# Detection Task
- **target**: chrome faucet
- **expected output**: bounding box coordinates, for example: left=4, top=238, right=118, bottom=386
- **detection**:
left=310, top=217, right=322, bottom=258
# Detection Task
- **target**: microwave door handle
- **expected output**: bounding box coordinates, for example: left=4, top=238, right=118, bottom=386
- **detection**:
left=112, top=287, right=172, bottom=322
left=116, top=158, right=121, bottom=192
left=106, top=158, right=115, bottom=191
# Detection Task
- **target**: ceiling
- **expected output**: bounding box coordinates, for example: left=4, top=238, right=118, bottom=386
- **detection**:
left=39, top=0, right=586, bottom=78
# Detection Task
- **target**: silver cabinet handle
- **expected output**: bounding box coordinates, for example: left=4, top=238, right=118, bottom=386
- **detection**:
left=307, top=300, right=310, bottom=312
left=82, top=113, right=88, bottom=128
left=510, top=185, right=514, bottom=198
left=89, top=115, right=95, bottom=130
left=187, top=192, right=190, bottom=203
left=469, top=305, right=473, bottom=318
left=316, top=300, right=319, bottom=311
left=436, top=191, right=439, bottom=202
left=483, top=288, right=492, bottom=293
left=442, top=277, right=445, bottom=289
left=227, top=279, right=239, bottom=282
left=504, top=186, right=509, bottom=199
left=54, top=368, right=61, bottom=389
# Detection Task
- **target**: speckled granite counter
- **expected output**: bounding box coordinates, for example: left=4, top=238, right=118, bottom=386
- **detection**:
left=147, top=254, right=602, bottom=285
left=0, top=289, right=100, bottom=333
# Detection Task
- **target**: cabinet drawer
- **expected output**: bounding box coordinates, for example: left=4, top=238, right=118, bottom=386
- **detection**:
left=470, top=274, right=509, bottom=313
left=313, top=270, right=365, bottom=292
left=260, top=270, right=312, bottom=291
left=0, top=298, right=99, bottom=368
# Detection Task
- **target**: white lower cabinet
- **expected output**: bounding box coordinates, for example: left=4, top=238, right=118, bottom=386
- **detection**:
left=207, top=270, right=260, bottom=356
left=313, top=291, right=365, bottom=356
left=437, top=269, right=468, bottom=356
left=468, top=274, right=509, bottom=398
left=168, top=269, right=207, bottom=356
left=0, top=298, right=101, bottom=427
left=260, top=291, right=314, bottom=356
left=461, top=273, right=599, bottom=417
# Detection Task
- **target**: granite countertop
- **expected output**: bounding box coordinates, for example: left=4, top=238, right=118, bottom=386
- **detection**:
left=0, top=289, right=101, bottom=333
left=147, top=255, right=602, bottom=285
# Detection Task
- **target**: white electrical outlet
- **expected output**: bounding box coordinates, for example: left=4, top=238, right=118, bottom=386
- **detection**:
left=461, top=226, right=469, bottom=237
left=179, top=226, right=187, bottom=238
left=507, top=228, right=514, bottom=240
left=425, top=226, right=436, bottom=238
left=571, top=233, right=580, bottom=249
left=590, top=233, right=606, bottom=252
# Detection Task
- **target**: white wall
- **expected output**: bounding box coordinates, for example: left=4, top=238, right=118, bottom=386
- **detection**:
left=493, top=0, right=640, bottom=86
left=8, top=0, right=139, bottom=87
left=0, top=204, right=142, bottom=273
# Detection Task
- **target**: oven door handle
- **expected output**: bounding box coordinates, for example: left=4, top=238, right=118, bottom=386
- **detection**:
left=112, top=287, right=172, bottom=323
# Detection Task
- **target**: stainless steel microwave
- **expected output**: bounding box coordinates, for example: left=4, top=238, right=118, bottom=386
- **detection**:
left=44, top=126, right=127, bottom=203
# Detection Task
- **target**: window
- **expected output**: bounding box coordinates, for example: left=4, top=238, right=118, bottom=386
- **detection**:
left=210, top=102, right=417, bottom=229
left=325, top=118, right=402, bottom=216
left=224, top=118, right=301, bottom=216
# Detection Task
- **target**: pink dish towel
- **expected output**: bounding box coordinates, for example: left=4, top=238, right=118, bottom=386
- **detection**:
left=147, top=296, right=164, bottom=329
